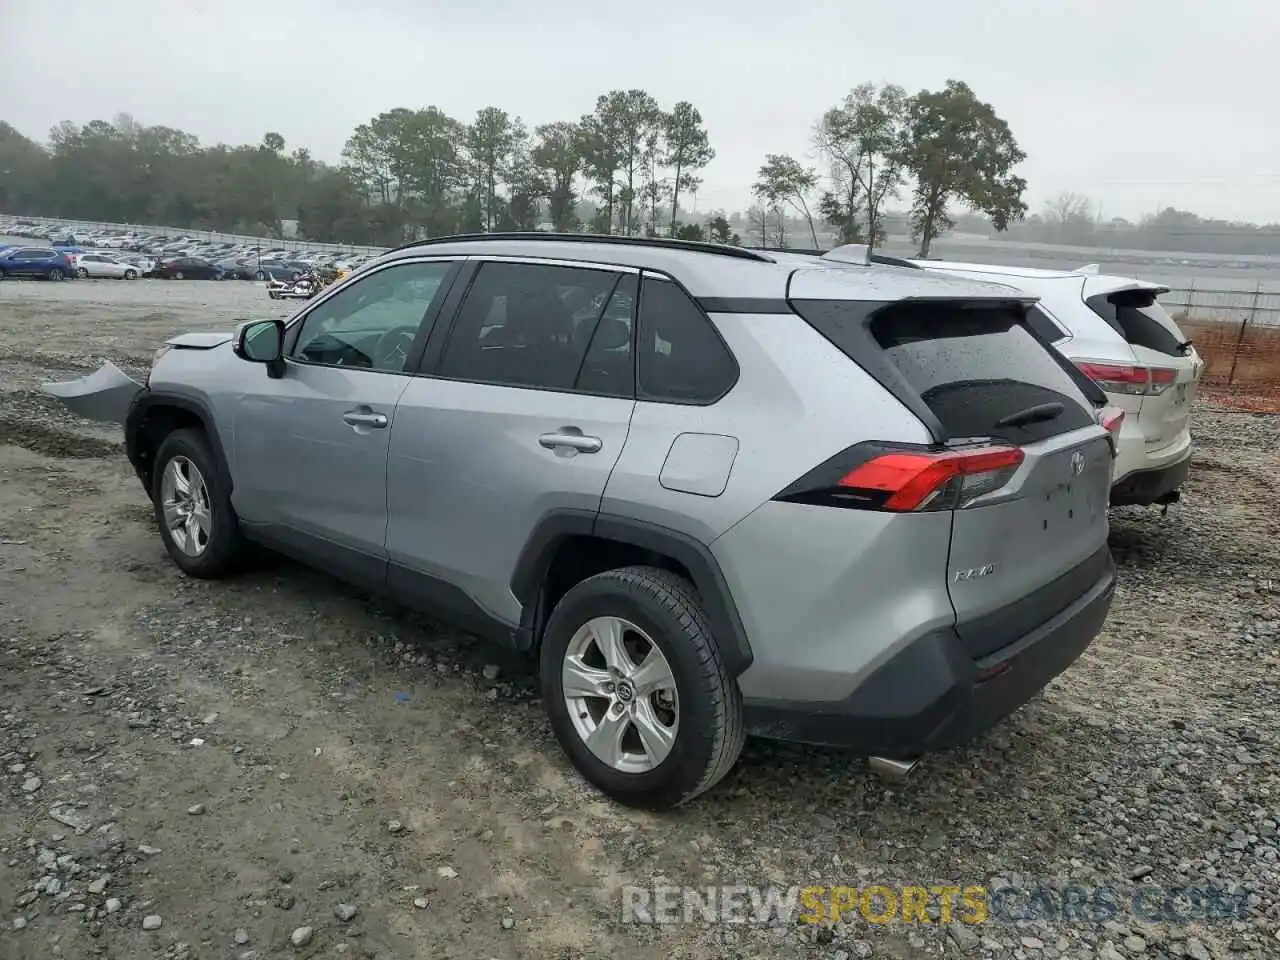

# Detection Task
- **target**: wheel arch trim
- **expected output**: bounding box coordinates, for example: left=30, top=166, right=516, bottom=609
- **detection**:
left=125, top=390, right=233, bottom=495
left=511, top=509, right=754, bottom=676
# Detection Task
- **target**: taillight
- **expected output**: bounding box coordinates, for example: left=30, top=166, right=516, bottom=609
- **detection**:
left=1074, top=361, right=1177, bottom=396
left=1099, top=407, right=1124, bottom=456
left=1100, top=406, right=1125, bottom=438
left=774, top=442, right=1025, bottom=513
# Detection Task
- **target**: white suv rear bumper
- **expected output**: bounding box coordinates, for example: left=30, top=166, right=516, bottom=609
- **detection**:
left=1110, top=424, right=1192, bottom=505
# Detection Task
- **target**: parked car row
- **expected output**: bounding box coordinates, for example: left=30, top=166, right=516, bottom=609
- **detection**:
left=0, top=217, right=378, bottom=282
left=43, top=232, right=1200, bottom=809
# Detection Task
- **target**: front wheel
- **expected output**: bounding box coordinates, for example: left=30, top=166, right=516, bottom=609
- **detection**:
left=151, top=428, right=245, bottom=579
left=124, top=269, right=137, bottom=280
left=540, top=566, right=745, bottom=810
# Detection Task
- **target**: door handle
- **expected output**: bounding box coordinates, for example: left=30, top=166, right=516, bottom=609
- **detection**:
left=539, top=430, right=602, bottom=454
left=342, top=410, right=388, bottom=428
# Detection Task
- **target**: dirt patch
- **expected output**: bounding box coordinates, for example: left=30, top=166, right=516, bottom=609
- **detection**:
left=0, top=417, right=122, bottom=458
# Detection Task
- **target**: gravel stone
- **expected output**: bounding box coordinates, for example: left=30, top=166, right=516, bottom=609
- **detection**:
left=105, top=898, right=122, bottom=914
left=20, top=776, right=41, bottom=793
left=142, top=915, right=163, bottom=930
left=334, top=903, right=358, bottom=922
left=290, top=926, right=314, bottom=947
left=186, top=803, right=205, bottom=816
left=234, top=928, right=250, bottom=944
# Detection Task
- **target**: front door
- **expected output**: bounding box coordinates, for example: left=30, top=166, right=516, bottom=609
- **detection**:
left=231, top=258, right=461, bottom=586
left=387, top=259, right=638, bottom=626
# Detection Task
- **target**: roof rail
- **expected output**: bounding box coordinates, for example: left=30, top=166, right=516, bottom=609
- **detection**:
left=387, top=232, right=772, bottom=263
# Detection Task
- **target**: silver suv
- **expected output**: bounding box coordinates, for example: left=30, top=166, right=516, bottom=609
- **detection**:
left=48, top=235, right=1119, bottom=809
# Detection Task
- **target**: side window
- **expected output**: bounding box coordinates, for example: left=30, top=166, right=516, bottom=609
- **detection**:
left=1025, top=305, right=1066, bottom=343
left=437, top=261, right=624, bottom=392
left=291, top=261, right=453, bottom=373
left=636, top=276, right=738, bottom=404
left=575, top=273, right=637, bottom=398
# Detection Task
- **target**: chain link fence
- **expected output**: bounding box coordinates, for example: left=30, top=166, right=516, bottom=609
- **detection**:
left=1162, top=285, right=1280, bottom=412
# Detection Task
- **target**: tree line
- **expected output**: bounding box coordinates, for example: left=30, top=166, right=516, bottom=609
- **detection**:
left=5, top=81, right=1274, bottom=258
left=1004, top=192, right=1280, bottom=258
left=0, top=81, right=1027, bottom=253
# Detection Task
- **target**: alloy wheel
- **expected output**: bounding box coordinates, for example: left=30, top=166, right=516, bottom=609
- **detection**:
left=562, top=616, right=680, bottom=773
left=160, top=456, right=212, bottom=557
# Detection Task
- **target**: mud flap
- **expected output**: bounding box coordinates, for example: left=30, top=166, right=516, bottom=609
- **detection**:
left=42, top=361, right=144, bottom=424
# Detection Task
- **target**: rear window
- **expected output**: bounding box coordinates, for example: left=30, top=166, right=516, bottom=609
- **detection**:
left=1086, top=288, right=1189, bottom=357
left=871, top=303, right=1095, bottom=444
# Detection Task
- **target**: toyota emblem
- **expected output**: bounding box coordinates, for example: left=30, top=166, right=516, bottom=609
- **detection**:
left=1070, top=451, right=1086, bottom=477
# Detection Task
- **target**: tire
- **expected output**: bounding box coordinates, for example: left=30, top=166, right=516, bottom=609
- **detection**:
left=540, top=566, right=745, bottom=810
left=48, top=268, right=64, bottom=281
left=151, top=428, right=245, bottom=579
left=76, top=267, right=89, bottom=279
left=174, top=271, right=185, bottom=280
left=124, top=269, right=137, bottom=280
left=255, top=270, right=266, bottom=281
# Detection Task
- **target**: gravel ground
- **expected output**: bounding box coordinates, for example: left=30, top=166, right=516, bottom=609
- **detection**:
left=1, top=277, right=1277, bottom=960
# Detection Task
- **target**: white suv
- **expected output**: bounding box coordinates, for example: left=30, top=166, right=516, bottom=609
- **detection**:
left=912, top=260, right=1203, bottom=506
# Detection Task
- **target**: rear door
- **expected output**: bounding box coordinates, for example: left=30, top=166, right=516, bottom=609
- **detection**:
left=789, top=274, right=1114, bottom=660
left=386, top=258, right=637, bottom=626
left=1083, top=282, right=1201, bottom=455
left=868, top=302, right=1112, bottom=657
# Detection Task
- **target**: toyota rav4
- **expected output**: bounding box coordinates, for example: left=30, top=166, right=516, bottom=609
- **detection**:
left=46, top=234, right=1120, bottom=809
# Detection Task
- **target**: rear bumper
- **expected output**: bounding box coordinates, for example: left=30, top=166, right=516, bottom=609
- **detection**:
left=1109, top=452, right=1191, bottom=506
left=741, top=553, right=1115, bottom=756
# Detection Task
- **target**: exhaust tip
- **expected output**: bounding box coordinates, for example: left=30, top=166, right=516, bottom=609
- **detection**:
left=868, top=756, right=919, bottom=781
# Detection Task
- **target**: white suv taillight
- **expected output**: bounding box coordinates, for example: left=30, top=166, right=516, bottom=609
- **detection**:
left=1074, top=361, right=1177, bottom=396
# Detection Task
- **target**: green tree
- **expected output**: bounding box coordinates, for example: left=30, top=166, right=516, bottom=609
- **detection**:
left=591, top=90, right=662, bottom=235
left=900, top=80, right=1027, bottom=257
left=639, top=124, right=667, bottom=236
left=578, top=111, right=623, bottom=233
left=814, top=82, right=906, bottom=246
left=706, top=213, right=738, bottom=245
left=0, top=122, right=50, bottom=215
left=531, top=121, right=583, bottom=232
left=753, top=153, right=820, bottom=248
left=663, top=102, right=714, bottom=237
left=466, top=107, right=525, bottom=231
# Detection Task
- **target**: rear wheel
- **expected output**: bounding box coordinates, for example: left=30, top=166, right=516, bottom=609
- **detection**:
left=540, top=566, right=745, bottom=809
left=47, top=268, right=64, bottom=281
left=76, top=267, right=89, bottom=279
left=255, top=270, right=266, bottom=281
left=174, top=271, right=185, bottom=280
left=151, top=428, right=245, bottom=579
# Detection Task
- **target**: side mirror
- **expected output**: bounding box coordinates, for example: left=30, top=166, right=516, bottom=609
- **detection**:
left=233, top=319, right=285, bottom=378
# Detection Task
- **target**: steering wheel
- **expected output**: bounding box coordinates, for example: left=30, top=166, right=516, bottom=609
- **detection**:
left=374, top=326, right=419, bottom=370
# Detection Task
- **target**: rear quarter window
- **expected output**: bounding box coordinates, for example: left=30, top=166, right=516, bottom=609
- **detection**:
left=1086, top=289, right=1189, bottom=357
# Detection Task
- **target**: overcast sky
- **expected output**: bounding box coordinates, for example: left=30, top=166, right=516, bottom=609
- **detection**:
left=3, top=0, right=1278, bottom=226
